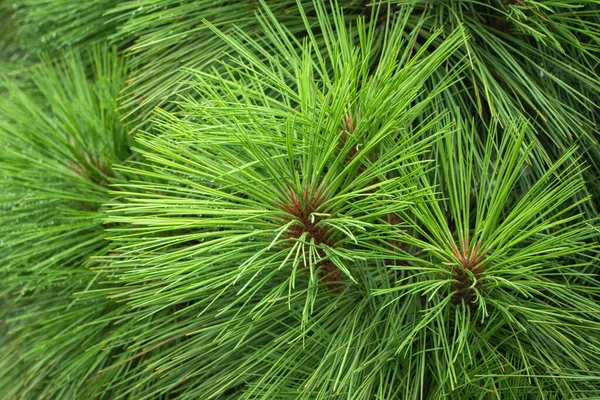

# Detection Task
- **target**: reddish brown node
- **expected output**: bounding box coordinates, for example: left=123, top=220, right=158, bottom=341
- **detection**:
left=71, top=154, right=109, bottom=185
left=449, top=241, right=486, bottom=308
left=279, top=186, right=330, bottom=245
left=277, top=185, right=343, bottom=293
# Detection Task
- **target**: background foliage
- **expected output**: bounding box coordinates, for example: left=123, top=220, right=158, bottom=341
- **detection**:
left=0, top=0, right=599, bottom=399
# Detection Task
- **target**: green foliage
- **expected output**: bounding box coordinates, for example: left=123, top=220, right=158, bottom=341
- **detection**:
left=0, top=47, right=136, bottom=398
left=0, top=2, right=29, bottom=75
left=397, top=0, right=600, bottom=209
left=0, top=0, right=599, bottom=399
left=0, top=47, right=130, bottom=280
left=107, top=0, right=372, bottom=125
left=4, top=0, right=121, bottom=53
left=5, top=0, right=377, bottom=125
left=378, top=119, right=599, bottom=396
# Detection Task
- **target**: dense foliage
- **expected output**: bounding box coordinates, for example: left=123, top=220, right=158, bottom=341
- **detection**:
left=1, top=1, right=599, bottom=399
